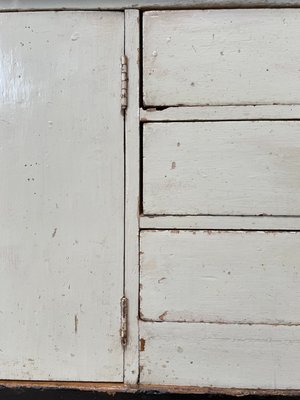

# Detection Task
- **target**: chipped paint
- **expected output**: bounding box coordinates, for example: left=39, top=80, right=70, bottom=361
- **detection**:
left=158, top=311, right=168, bottom=321
left=51, top=228, right=57, bottom=238
left=74, top=314, right=79, bottom=334
left=140, top=338, right=146, bottom=352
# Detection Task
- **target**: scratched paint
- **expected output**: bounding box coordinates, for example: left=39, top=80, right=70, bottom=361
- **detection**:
left=0, top=11, right=124, bottom=381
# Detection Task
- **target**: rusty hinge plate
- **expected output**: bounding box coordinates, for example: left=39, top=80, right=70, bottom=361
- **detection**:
left=121, top=55, right=128, bottom=111
left=120, top=296, right=128, bottom=348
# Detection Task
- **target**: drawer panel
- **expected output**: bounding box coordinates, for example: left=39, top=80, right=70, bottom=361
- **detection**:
left=140, top=230, right=300, bottom=324
left=140, top=322, right=300, bottom=389
left=143, top=9, right=300, bottom=107
left=143, top=121, right=300, bottom=216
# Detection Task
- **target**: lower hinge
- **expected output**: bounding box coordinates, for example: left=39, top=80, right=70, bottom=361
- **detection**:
left=120, top=296, right=128, bottom=348
left=121, top=55, right=128, bottom=111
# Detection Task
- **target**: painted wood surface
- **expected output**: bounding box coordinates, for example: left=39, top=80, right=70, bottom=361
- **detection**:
left=140, top=230, right=300, bottom=324
left=140, top=215, right=300, bottom=230
left=143, top=9, right=300, bottom=106
left=124, top=9, right=140, bottom=384
left=1, top=1, right=300, bottom=10
left=0, top=11, right=124, bottom=381
left=140, top=322, right=300, bottom=389
left=143, top=121, right=300, bottom=216
left=140, top=105, right=300, bottom=122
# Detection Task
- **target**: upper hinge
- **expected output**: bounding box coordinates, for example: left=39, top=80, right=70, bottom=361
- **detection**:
left=120, top=296, right=128, bottom=348
left=121, top=55, right=128, bottom=111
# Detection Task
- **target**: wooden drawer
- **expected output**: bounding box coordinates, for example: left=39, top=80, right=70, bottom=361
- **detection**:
left=140, top=322, right=300, bottom=388
left=140, top=230, right=300, bottom=325
left=143, top=9, right=300, bottom=107
left=143, top=121, right=300, bottom=216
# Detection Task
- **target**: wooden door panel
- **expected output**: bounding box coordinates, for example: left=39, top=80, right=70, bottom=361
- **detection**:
left=0, top=11, right=124, bottom=381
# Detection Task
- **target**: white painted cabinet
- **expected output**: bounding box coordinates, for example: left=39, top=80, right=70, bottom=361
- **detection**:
left=1, top=3, right=300, bottom=394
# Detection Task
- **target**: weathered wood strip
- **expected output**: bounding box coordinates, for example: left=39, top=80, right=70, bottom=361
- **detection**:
left=1, top=1, right=300, bottom=10
left=124, top=9, right=140, bottom=385
left=140, top=215, right=300, bottom=230
left=140, top=105, right=300, bottom=122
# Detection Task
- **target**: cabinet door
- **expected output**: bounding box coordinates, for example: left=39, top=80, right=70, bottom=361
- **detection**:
left=0, top=11, right=124, bottom=381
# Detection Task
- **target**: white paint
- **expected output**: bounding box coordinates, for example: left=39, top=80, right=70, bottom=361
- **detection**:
left=140, top=322, right=300, bottom=389
left=124, top=9, right=140, bottom=384
left=143, top=121, right=300, bottom=216
left=143, top=9, right=300, bottom=106
left=140, top=230, right=300, bottom=324
left=140, top=105, right=300, bottom=122
left=1, top=5, right=300, bottom=392
left=0, top=11, right=124, bottom=381
left=140, top=215, right=300, bottom=230
left=1, top=1, right=300, bottom=10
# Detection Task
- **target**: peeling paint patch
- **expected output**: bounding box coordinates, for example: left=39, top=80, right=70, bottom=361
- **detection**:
left=159, top=311, right=168, bottom=321
left=140, top=338, right=146, bottom=352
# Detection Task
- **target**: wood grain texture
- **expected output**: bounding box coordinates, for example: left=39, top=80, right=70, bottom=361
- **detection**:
left=143, top=9, right=300, bottom=106
left=143, top=121, right=300, bottom=216
left=124, top=9, right=140, bottom=384
left=0, top=11, right=124, bottom=381
left=140, top=105, right=300, bottom=122
left=140, top=230, right=300, bottom=324
left=140, top=321, right=300, bottom=389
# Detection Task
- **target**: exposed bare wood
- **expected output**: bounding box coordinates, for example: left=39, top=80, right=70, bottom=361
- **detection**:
left=2, top=381, right=300, bottom=396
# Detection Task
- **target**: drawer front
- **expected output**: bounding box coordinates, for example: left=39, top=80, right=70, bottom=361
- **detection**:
left=140, top=230, right=300, bottom=324
left=140, top=322, right=300, bottom=389
left=143, top=9, right=300, bottom=107
left=143, top=121, right=300, bottom=216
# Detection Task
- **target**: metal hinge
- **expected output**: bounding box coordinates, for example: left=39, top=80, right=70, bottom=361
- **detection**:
left=120, top=296, right=128, bottom=348
left=121, top=55, right=128, bottom=111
